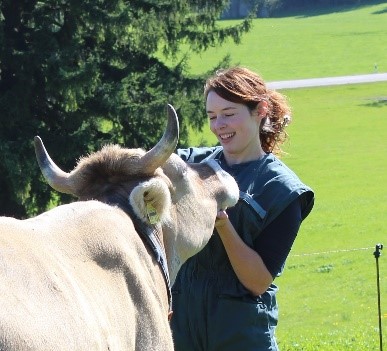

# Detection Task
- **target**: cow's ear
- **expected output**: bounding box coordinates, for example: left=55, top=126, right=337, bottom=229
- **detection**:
left=129, top=179, right=171, bottom=225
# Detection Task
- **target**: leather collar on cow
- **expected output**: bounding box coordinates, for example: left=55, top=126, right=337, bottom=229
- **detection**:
left=105, top=195, right=173, bottom=320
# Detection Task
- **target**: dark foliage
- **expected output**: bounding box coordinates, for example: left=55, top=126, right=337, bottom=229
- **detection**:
left=0, top=0, right=254, bottom=218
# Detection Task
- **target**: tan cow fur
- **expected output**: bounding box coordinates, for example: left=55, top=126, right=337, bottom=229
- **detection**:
left=0, top=147, right=239, bottom=350
left=0, top=201, right=172, bottom=350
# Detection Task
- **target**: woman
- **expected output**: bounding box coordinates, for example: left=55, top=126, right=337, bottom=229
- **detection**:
left=171, top=66, right=314, bottom=351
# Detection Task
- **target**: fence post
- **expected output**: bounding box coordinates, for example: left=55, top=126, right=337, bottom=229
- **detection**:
left=374, top=243, right=384, bottom=351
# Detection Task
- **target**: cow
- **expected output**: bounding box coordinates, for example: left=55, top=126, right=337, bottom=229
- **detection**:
left=0, top=105, right=239, bottom=351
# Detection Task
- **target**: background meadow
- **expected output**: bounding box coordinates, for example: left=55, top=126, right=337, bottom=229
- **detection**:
left=181, top=1, right=387, bottom=80
left=183, top=2, right=387, bottom=349
left=274, top=82, right=387, bottom=350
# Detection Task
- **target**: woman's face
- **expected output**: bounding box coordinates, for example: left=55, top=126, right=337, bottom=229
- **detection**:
left=206, top=90, right=265, bottom=164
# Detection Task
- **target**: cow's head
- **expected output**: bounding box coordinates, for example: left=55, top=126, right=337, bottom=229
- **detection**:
left=34, top=105, right=239, bottom=283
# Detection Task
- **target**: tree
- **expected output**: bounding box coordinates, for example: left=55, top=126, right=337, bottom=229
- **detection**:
left=0, top=0, right=255, bottom=218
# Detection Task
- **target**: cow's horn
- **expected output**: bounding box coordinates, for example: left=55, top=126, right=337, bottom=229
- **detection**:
left=34, top=136, right=75, bottom=194
left=140, top=104, right=179, bottom=174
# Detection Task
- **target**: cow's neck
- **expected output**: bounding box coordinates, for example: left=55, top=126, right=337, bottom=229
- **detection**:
left=165, top=247, right=181, bottom=286
left=104, top=194, right=172, bottom=316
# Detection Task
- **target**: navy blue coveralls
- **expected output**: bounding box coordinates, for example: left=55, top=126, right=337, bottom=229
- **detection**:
left=171, top=147, right=314, bottom=351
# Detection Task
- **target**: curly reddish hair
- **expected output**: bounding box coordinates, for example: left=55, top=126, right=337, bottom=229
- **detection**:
left=204, top=66, right=291, bottom=156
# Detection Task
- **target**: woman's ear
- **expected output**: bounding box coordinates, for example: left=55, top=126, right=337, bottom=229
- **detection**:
left=257, top=100, right=269, bottom=117
left=253, top=100, right=268, bottom=123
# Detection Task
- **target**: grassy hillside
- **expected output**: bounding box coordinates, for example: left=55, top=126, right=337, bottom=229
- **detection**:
left=277, top=82, right=387, bottom=350
left=182, top=2, right=387, bottom=349
left=180, top=2, right=387, bottom=81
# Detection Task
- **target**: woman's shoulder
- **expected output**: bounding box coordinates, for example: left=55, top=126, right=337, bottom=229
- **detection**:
left=176, top=146, right=222, bottom=163
left=260, top=154, right=314, bottom=220
left=262, top=154, right=308, bottom=186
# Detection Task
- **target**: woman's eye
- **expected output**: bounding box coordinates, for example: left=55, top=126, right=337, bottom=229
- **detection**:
left=208, top=112, right=235, bottom=120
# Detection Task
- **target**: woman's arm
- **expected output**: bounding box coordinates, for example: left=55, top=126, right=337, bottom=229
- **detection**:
left=215, top=211, right=273, bottom=296
left=216, top=198, right=303, bottom=296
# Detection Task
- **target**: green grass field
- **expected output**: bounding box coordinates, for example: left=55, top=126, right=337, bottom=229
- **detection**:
left=178, top=1, right=387, bottom=81
left=183, top=2, right=387, bottom=350
left=276, top=82, right=387, bottom=350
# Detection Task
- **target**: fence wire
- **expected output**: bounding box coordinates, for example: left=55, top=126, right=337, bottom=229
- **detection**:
left=290, top=246, right=375, bottom=257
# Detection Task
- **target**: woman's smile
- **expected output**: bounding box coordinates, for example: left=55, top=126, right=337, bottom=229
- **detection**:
left=219, top=132, right=236, bottom=141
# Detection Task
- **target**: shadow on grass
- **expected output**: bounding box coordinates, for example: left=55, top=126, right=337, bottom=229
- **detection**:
left=272, top=0, right=387, bottom=18
left=372, top=7, right=387, bottom=14
left=360, top=97, right=387, bottom=108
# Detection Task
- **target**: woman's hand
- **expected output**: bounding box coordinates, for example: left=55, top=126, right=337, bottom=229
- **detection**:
left=214, top=209, right=273, bottom=296
left=215, top=210, right=229, bottom=229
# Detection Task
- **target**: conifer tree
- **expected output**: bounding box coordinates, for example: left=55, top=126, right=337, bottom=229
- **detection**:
left=0, top=0, right=254, bottom=217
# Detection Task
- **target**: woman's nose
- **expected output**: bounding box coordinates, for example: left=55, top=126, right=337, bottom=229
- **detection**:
left=214, top=115, right=226, bottom=129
